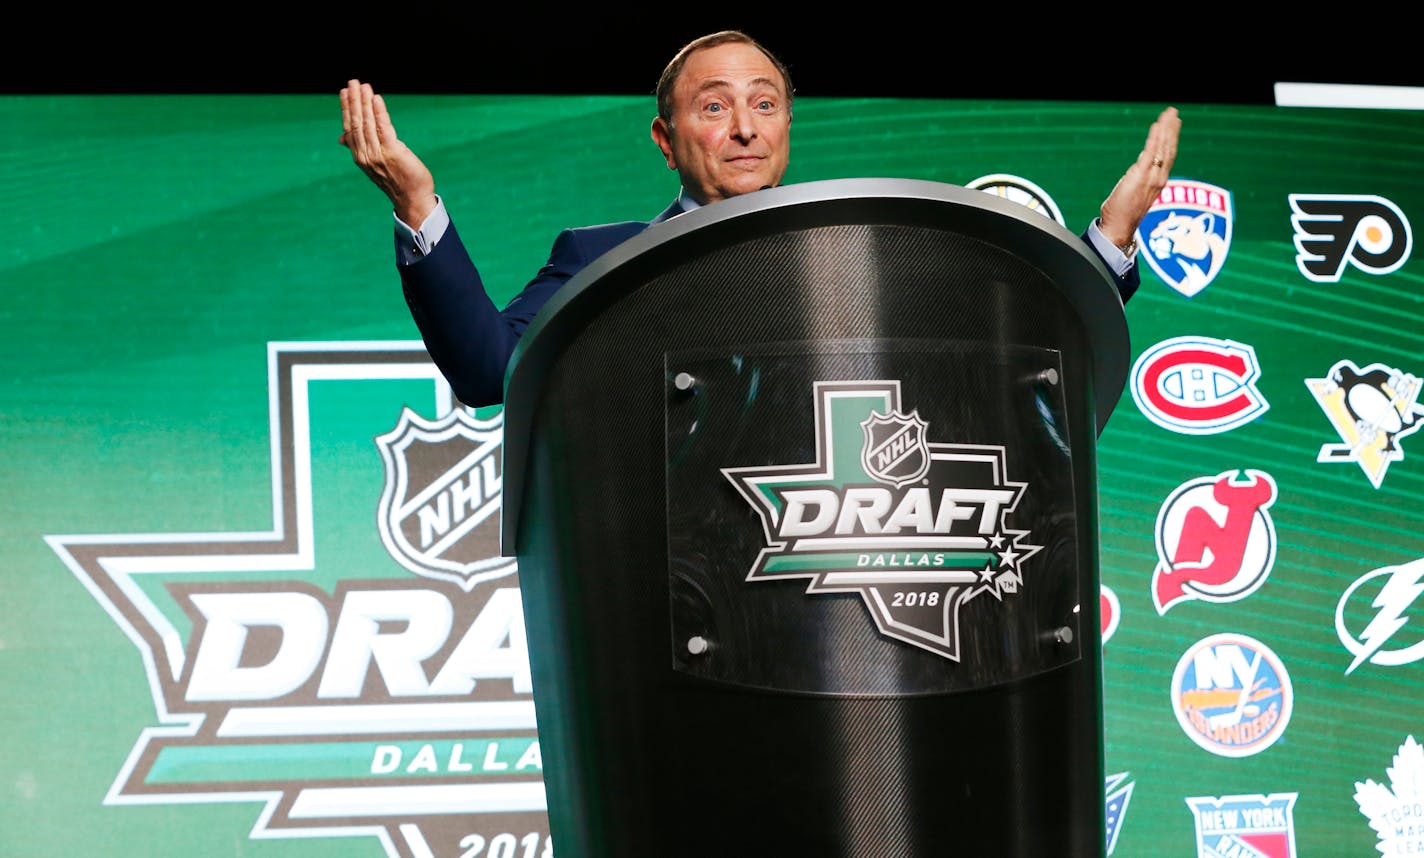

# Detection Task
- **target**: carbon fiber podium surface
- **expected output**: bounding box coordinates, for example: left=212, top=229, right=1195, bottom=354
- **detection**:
left=502, top=179, right=1128, bottom=856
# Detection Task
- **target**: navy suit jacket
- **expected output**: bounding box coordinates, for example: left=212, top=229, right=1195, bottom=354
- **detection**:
left=399, top=199, right=1138, bottom=408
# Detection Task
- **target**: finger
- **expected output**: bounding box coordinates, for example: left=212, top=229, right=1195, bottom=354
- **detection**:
left=359, top=83, right=383, bottom=156
left=372, top=93, right=396, bottom=146
left=339, top=80, right=357, bottom=143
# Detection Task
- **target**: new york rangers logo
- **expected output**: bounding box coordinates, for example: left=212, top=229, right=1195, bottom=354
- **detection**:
left=1152, top=470, right=1278, bottom=614
left=1137, top=179, right=1234, bottom=298
left=1290, top=193, right=1412, bottom=283
left=1131, top=336, right=1269, bottom=434
left=1186, top=793, right=1299, bottom=858
left=860, top=409, right=930, bottom=487
left=376, top=407, right=517, bottom=590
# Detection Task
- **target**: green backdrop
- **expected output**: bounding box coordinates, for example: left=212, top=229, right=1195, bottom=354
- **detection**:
left=3, top=93, right=1421, bottom=857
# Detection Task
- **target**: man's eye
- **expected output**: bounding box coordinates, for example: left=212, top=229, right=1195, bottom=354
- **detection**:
left=705, top=103, right=724, bottom=114
left=757, top=100, right=775, bottom=111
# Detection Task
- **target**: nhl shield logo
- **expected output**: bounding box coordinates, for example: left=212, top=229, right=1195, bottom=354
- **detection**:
left=861, top=409, right=930, bottom=488
left=375, top=407, right=517, bottom=591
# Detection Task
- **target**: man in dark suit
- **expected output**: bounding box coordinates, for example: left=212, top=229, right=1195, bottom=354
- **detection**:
left=340, top=30, right=1181, bottom=408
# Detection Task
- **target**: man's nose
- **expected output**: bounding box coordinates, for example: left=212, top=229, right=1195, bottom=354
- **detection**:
left=729, top=104, right=757, bottom=143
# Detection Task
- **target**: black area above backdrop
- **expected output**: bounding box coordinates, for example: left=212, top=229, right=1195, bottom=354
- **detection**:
left=11, top=16, right=1422, bottom=103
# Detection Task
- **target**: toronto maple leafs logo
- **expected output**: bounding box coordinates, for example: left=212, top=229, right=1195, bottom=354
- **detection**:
left=1355, top=735, right=1424, bottom=854
left=722, top=380, right=1041, bottom=662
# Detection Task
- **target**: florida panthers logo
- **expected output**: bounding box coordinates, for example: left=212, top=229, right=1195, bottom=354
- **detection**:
left=1137, top=179, right=1233, bottom=298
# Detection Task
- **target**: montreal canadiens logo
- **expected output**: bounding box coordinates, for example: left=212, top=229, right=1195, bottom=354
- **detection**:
left=1171, top=632, right=1293, bottom=758
left=376, top=407, right=517, bottom=590
left=1131, top=336, right=1268, bottom=434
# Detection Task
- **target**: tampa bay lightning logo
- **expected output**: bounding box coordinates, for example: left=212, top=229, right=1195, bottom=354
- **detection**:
left=1137, top=179, right=1234, bottom=298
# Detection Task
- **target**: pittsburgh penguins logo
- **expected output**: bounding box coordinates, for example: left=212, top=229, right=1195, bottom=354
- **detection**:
left=1290, top=194, right=1412, bottom=283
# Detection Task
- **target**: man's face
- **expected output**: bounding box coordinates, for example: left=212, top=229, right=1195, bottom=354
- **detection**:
left=651, top=41, right=791, bottom=205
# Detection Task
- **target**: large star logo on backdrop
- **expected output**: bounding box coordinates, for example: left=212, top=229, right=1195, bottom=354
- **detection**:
left=47, top=342, right=549, bottom=858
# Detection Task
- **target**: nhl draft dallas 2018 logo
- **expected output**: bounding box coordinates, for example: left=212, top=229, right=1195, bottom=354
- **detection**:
left=722, top=380, right=1041, bottom=661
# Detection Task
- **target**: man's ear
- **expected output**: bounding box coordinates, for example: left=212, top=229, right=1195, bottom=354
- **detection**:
left=650, top=117, right=677, bottom=170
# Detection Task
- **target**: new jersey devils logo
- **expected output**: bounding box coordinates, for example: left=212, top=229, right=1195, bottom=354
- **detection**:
left=1152, top=469, right=1278, bottom=614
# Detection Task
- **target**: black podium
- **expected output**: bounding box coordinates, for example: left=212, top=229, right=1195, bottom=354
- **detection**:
left=500, top=178, right=1129, bottom=857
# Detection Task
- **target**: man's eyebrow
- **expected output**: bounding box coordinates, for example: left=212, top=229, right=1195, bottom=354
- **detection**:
left=694, top=76, right=784, bottom=96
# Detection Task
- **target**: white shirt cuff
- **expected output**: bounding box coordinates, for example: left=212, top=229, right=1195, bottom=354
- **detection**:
left=1086, top=218, right=1137, bottom=278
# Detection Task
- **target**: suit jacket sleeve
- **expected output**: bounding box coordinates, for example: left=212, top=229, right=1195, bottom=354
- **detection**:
left=1080, top=228, right=1141, bottom=305
left=398, top=222, right=589, bottom=408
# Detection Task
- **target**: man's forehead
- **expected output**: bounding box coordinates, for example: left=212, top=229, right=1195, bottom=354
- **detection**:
left=677, top=43, right=785, bottom=94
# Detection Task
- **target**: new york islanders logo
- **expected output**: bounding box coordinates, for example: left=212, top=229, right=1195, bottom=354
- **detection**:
left=722, top=380, right=1041, bottom=662
left=1131, top=336, right=1269, bottom=434
left=1137, top=179, right=1234, bottom=298
left=1305, top=359, right=1423, bottom=488
left=1171, top=633, right=1293, bottom=758
left=1290, top=194, right=1412, bottom=283
left=1152, top=470, right=1279, bottom=614
left=1186, top=792, right=1299, bottom=858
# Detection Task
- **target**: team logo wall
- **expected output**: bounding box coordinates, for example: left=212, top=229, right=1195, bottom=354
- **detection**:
left=1136, top=178, right=1234, bottom=298
left=1131, top=336, right=1269, bottom=434
left=1356, top=735, right=1424, bottom=855
left=1152, top=470, right=1279, bottom=615
left=377, top=406, right=517, bottom=590
left=1105, top=771, right=1135, bottom=855
left=1305, top=358, right=1423, bottom=488
left=46, top=343, right=548, bottom=858
left=1335, top=556, right=1424, bottom=675
left=1289, top=193, right=1412, bottom=283
left=1171, top=632, right=1293, bottom=757
left=964, top=173, right=1067, bottom=226
left=1185, top=793, right=1299, bottom=858
left=722, top=380, right=1041, bottom=662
